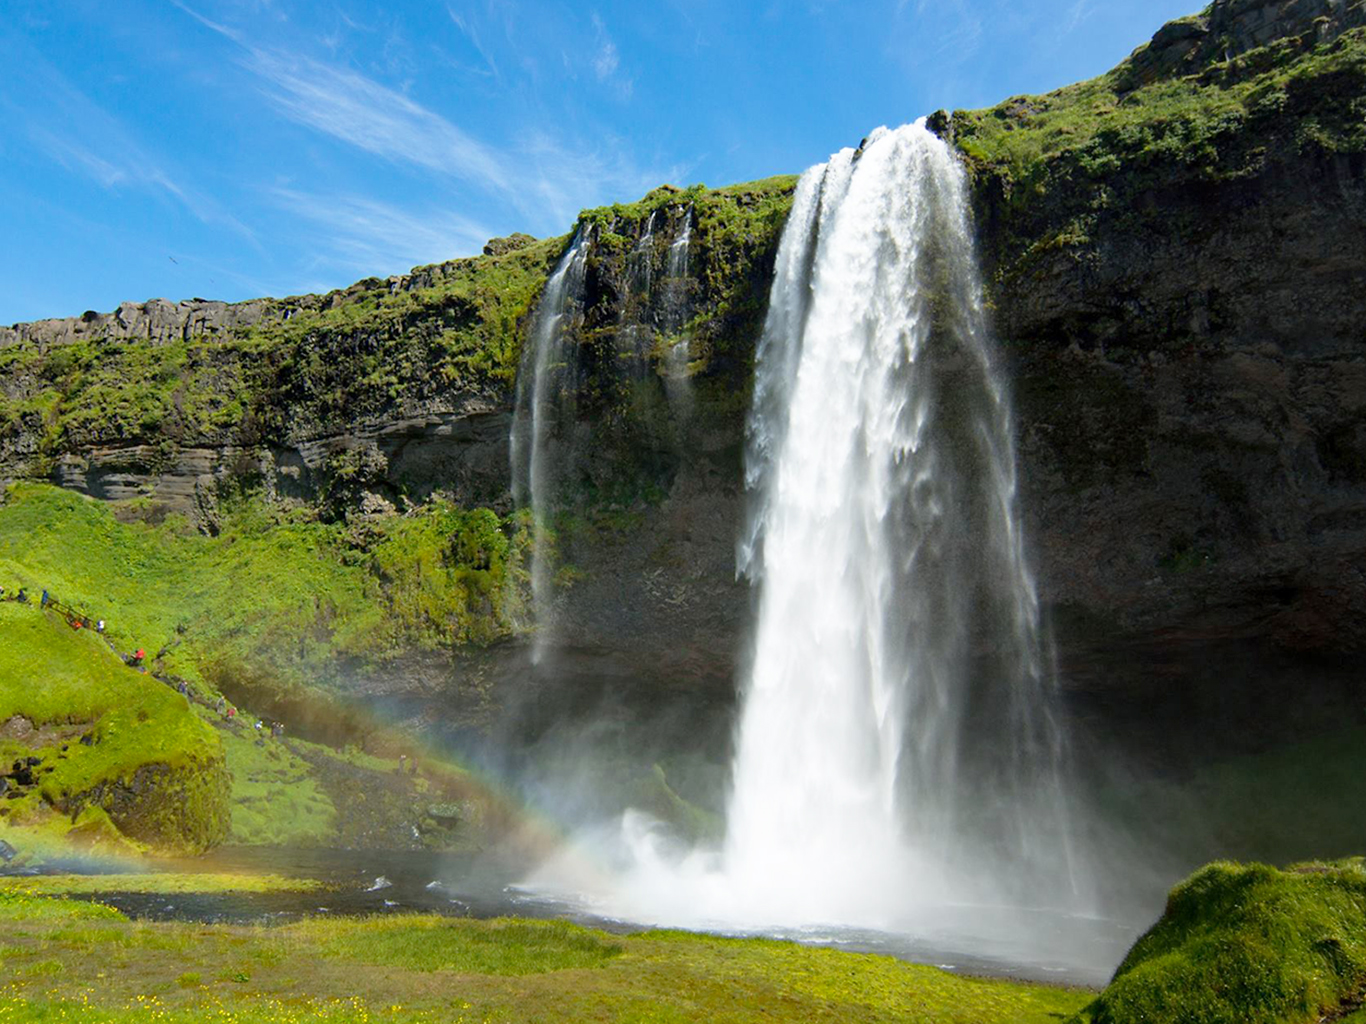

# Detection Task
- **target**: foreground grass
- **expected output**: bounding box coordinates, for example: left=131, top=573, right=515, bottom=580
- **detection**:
left=0, top=902, right=1090, bottom=1024
left=0, top=873, right=324, bottom=896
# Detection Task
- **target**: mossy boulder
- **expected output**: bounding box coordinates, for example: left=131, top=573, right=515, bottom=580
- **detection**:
left=1081, top=859, right=1366, bottom=1024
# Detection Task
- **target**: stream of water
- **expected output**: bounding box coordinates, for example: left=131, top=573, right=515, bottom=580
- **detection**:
left=509, top=229, right=590, bottom=663
left=525, top=120, right=1095, bottom=973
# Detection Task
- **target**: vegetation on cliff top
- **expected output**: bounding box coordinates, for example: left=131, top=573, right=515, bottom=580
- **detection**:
left=0, top=176, right=796, bottom=480
left=0, top=236, right=566, bottom=458
left=947, top=23, right=1366, bottom=293
left=1079, top=859, right=1366, bottom=1024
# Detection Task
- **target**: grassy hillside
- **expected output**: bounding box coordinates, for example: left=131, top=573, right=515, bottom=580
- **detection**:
left=0, top=601, right=229, bottom=853
left=0, top=482, right=524, bottom=698
left=0, top=483, right=512, bottom=853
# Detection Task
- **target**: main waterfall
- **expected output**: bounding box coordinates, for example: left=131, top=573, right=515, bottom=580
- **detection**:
left=721, top=119, right=1076, bottom=921
left=527, top=122, right=1083, bottom=944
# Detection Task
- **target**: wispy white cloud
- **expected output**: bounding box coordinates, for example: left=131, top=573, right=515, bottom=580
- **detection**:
left=12, top=44, right=256, bottom=245
left=516, top=129, right=685, bottom=229
left=591, top=14, right=620, bottom=79
left=30, top=129, right=128, bottom=188
left=903, top=0, right=984, bottom=61
left=243, top=47, right=510, bottom=192
left=171, top=0, right=677, bottom=250
left=590, top=12, right=632, bottom=98
left=1062, top=0, right=1095, bottom=36
left=271, top=188, right=493, bottom=275
left=447, top=5, right=501, bottom=78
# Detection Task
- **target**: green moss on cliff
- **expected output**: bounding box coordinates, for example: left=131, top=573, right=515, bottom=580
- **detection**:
left=1080, top=859, right=1366, bottom=1024
left=948, top=25, right=1366, bottom=295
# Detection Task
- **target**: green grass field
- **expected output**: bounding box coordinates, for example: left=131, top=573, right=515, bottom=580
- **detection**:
left=0, top=483, right=493, bottom=853
left=0, top=893, right=1092, bottom=1024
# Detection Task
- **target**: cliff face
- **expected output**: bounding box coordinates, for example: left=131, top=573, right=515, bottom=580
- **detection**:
left=2, top=4, right=1363, bottom=760
left=948, top=0, right=1366, bottom=696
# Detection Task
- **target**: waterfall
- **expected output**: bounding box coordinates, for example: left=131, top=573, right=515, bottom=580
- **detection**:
left=661, top=209, right=694, bottom=419
left=509, top=230, right=590, bottom=663
left=724, top=120, right=1077, bottom=920
left=526, top=122, right=1082, bottom=941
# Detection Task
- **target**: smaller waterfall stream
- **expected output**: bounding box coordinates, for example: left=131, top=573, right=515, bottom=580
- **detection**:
left=661, top=209, right=694, bottom=419
left=509, top=230, right=590, bottom=662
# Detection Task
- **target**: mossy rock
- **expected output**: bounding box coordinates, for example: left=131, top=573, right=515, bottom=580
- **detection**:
left=1080, top=859, right=1366, bottom=1024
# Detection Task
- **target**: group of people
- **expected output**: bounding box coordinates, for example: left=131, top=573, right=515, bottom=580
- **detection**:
left=211, top=695, right=285, bottom=740
left=8, top=580, right=294, bottom=748
left=3, top=584, right=110, bottom=636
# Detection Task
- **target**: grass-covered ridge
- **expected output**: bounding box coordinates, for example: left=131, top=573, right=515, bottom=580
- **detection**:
left=946, top=20, right=1366, bottom=295
left=0, top=236, right=567, bottom=459
left=0, top=601, right=229, bottom=853
left=1079, top=859, right=1366, bottom=1024
left=0, top=176, right=797, bottom=488
left=0, top=482, right=525, bottom=696
left=0, top=900, right=1092, bottom=1024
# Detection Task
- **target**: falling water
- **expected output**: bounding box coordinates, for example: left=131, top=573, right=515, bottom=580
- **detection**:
left=723, top=119, right=1077, bottom=921
left=661, top=208, right=694, bottom=419
left=529, top=122, right=1083, bottom=952
left=509, top=230, right=590, bottom=663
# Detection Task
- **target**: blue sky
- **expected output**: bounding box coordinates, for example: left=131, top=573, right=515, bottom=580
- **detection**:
left=0, top=0, right=1197, bottom=324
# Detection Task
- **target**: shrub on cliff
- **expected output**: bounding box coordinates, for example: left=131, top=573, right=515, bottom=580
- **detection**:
left=1081, top=859, right=1366, bottom=1024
